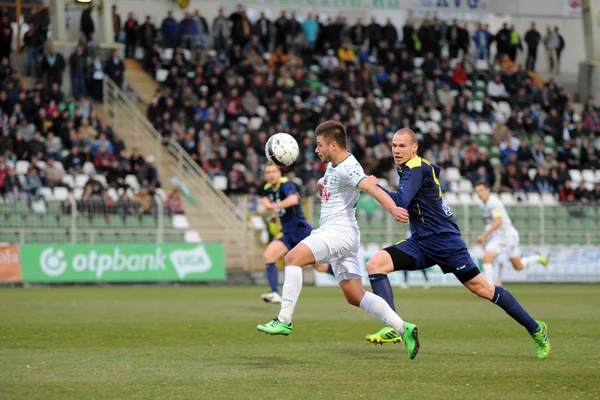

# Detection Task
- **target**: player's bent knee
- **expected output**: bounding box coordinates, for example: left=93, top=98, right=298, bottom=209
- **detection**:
left=366, top=252, right=393, bottom=275
left=284, top=243, right=315, bottom=267
left=482, top=251, right=497, bottom=264
left=343, top=290, right=363, bottom=307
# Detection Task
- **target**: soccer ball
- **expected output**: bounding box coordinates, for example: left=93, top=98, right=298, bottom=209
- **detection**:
left=265, top=133, right=299, bottom=167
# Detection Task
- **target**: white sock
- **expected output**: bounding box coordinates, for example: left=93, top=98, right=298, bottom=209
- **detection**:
left=277, top=266, right=303, bottom=324
left=359, top=292, right=405, bottom=335
left=521, top=255, right=541, bottom=268
left=483, top=263, right=494, bottom=284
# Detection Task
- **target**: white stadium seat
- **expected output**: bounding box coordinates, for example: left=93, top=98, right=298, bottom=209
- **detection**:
left=156, top=69, right=169, bottom=82
left=582, top=169, right=595, bottom=183
left=39, top=187, right=54, bottom=200
left=444, top=192, right=459, bottom=205
left=527, top=192, right=542, bottom=205
left=479, top=121, right=493, bottom=135
left=249, top=117, right=263, bottom=131
left=94, top=175, right=107, bottom=187
left=212, top=175, right=228, bottom=191
left=458, top=179, right=473, bottom=193
left=355, top=97, right=365, bottom=106
left=468, top=121, right=479, bottom=135
left=15, top=160, right=30, bottom=175
left=569, top=169, right=582, bottom=184
left=595, top=170, right=600, bottom=183
left=125, top=175, right=140, bottom=190
left=475, top=59, right=489, bottom=71
left=458, top=193, right=473, bottom=205
left=450, top=181, right=459, bottom=193
left=107, top=188, right=119, bottom=201
left=426, top=121, right=440, bottom=133
left=61, top=174, right=74, bottom=188
left=184, top=230, right=202, bottom=243
left=161, top=48, right=173, bottom=61
left=256, top=105, right=267, bottom=118
left=444, top=167, right=461, bottom=182
left=500, top=192, right=517, bottom=205
left=75, top=174, right=89, bottom=188
left=173, top=215, right=190, bottom=229
left=53, top=187, right=69, bottom=201
left=382, top=98, right=392, bottom=111
left=82, top=162, right=96, bottom=175
left=472, top=100, right=483, bottom=113
left=541, top=193, right=558, bottom=205
left=430, top=109, right=442, bottom=122
left=414, top=57, right=424, bottom=68
left=74, top=188, right=83, bottom=199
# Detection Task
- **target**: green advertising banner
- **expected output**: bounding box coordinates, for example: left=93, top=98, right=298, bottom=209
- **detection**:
left=20, top=244, right=226, bottom=283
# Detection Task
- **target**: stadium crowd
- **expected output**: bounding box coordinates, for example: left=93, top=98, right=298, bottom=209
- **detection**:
left=0, top=7, right=186, bottom=218
left=125, top=5, right=600, bottom=203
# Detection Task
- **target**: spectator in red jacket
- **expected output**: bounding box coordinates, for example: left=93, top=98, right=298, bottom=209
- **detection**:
left=559, top=180, right=576, bottom=202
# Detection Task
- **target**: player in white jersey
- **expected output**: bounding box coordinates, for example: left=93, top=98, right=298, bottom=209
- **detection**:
left=257, top=121, right=413, bottom=350
left=474, top=181, right=548, bottom=284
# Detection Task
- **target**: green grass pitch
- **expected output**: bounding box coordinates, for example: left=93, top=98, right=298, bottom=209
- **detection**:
left=1, top=284, right=599, bottom=400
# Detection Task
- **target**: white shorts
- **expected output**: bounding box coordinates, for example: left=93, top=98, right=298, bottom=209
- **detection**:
left=301, top=225, right=361, bottom=283
left=486, top=229, right=521, bottom=259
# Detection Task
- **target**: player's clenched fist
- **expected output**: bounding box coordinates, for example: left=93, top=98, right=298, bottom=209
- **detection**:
left=367, top=175, right=379, bottom=184
left=392, top=207, right=409, bottom=223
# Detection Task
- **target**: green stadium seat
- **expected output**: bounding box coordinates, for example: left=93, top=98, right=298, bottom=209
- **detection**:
left=125, top=216, right=142, bottom=228
left=25, top=215, right=43, bottom=228
left=141, top=216, right=158, bottom=228
left=570, top=234, right=587, bottom=245
left=108, top=216, right=126, bottom=228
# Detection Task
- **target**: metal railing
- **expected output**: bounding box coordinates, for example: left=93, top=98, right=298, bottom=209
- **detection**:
left=102, top=76, right=244, bottom=230
left=0, top=198, right=185, bottom=244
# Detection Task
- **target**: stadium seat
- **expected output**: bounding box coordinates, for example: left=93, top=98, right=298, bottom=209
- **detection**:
left=415, top=120, right=427, bottom=133
left=582, top=169, right=595, bottom=183
left=382, top=98, right=392, bottom=111
left=444, top=192, right=459, bottom=205
left=75, top=174, right=88, bottom=188
left=458, top=179, right=473, bottom=193
left=541, top=193, right=558, bottom=205
left=468, top=121, right=479, bottom=135
left=156, top=69, right=169, bottom=82
left=595, top=170, right=600, bottom=183
left=249, top=117, right=263, bottom=131
left=237, top=116, right=249, bottom=126
left=444, top=167, right=461, bottom=182
left=569, top=169, right=582, bottom=184
left=458, top=193, right=473, bottom=205
left=184, top=230, right=202, bottom=243
left=449, top=181, right=459, bottom=193
left=95, top=175, right=107, bottom=187
left=74, top=188, right=84, bottom=199
left=256, top=105, right=267, bottom=118
left=414, top=57, right=424, bottom=68
left=430, top=109, right=442, bottom=122
left=161, top=48, right=174, bottom=61
left=472, top=100, right=483, bottom=113
left=39, top=187, right=54, bottom=200
left=212, top=175, right=228, bottom=191
left=61, top=175, right=75, bottom=188
left=478, top=121, right=493, bottom=135
left=527, top=192, right=542, bottom=205
left=355, top=97, right=365, bottom=106
left=53, top=187, right=69, bottom=201
left=500, top=192, right=517, bottom=205
left=15, top=160, right=30, bottom=175
left=125, top=175, right=140, bottom=190
left=83, top=162, right=96, bottom=175
left=173, top=215, right=190, bottom=229
left=317, top=96, right=327, bottom=106
left=426, top=121, right=440, bottom=133
left=475, top=59, right=488, bottom=71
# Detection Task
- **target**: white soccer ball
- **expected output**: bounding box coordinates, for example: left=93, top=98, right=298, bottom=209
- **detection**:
left=265, top=133, right=299, bottom=167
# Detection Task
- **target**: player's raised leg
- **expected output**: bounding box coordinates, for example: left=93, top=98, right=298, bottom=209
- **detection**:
left=261, top=239, right=289, bottom=304
left=257, top=242, right=315, bottom=335
left=314, top=263, right=335, bottom=276
left=339, top=277, right=419, bottom=359
left=510, top=254, right=549, bottom=271
left=461, top=272, right=551, bottom=359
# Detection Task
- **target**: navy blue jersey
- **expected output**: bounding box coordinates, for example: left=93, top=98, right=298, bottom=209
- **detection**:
left=264, top=177, right=309, bottom=233
left=380, top=156, right=461, bottom=239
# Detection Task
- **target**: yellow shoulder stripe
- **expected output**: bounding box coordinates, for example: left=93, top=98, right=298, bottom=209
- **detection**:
left=264, top=183, right=272, bottom=190
left=280, top=177, right=289, bottom=184
left=405, top=157, right=422, bottom=169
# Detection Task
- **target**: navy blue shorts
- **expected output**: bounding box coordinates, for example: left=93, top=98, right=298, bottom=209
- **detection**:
left=276, top=224, right=313, bottom=250
left=384, top=233, right=479, bottom=278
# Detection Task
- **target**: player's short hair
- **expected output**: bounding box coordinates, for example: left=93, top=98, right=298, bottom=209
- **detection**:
left=315, top=121, right=347, bottom=149
left=474, top=180, right=490, bottom=189
left=395, top=128, right=418, bottom=144
left=264, top=161, right=279, bottom=169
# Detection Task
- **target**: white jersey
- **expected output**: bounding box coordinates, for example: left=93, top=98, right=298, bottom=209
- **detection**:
left=317, top=153, right=367, bottom=229
left=481, top=195, right=517, bottom=240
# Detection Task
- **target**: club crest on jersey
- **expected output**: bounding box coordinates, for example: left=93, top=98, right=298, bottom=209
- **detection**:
left=322, top=187, right=331, bottom=202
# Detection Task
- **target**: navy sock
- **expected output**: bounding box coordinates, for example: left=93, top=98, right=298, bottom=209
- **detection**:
left=403, top=270, right=408, bottom=283
left=368, top=274, right=396, bottom=312
left=327, top=264, right=335, bottom=277
left=265, top=263, right=279, bottom=294
left=491, top=286, right=539, bottom=334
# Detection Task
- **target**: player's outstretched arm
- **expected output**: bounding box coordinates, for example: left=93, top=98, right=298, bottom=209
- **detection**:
left=371, top=166, right=423, bottom=209
left=476, top=216, right=502, bottom=243
left=358, top=178, right=408, bottom=223
left=258, top=194, right=299, bottom=210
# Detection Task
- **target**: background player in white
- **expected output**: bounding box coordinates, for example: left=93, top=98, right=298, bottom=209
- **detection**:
left=474, top=181, right=548, bottom=284
left=257, top=121, right=411, bottom=346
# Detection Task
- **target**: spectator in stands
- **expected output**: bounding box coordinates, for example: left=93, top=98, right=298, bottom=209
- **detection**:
left=559, top=179, right=576, bottom=202
left=544, top=26, right=559, bottom=74
left=45, top=156, right=64, bottom=188
left=69, top=46, right=87, bottom=100
left=132, top=187, right=152, bottom=216
left=123, top=13, right=139, bottom=58
left=160, top=11, right=177, bottom=49
left=192, top=10, right=209, bottom=50
left=212, top=8, right=230, bottom=51
left=138, top=16, right=157, bottom=60
left=138, top=155, right=160, bottom=188
left=487, top=75, right=508, bottom=101
left=166, top=187, right=183, bottom=214
left=23, top=23, right=43, bottom=78
left=105, top=49, right=125, bottom=89
left=112, top=5, right=121, bottom=42
left=40, top=45, right=66, bottom=89
left=524, top=22, right=541, bottom=71
left=80, top=4, right=95, bottom=42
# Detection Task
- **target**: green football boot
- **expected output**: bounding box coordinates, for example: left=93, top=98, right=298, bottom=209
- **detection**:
left=402, top=322, right=420, bottom=360
left=365, top=326, right=403, bottom=345
left=532, top=320, right=551, bottom=359
left=539, top=255, right=549, bottom=267
left=257, top=318, right=293, bottom=336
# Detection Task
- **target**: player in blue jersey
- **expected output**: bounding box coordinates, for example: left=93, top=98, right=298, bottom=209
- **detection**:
left=258, top=162, right=333, bottom=304
left=363, top=129, right=550, bottom=360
